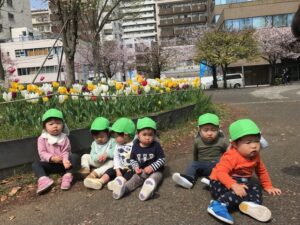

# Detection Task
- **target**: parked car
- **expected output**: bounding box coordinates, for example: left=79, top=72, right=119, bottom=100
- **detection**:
left=207, top=73, right=244, bottom=88
left=200, top=76, right=214, bottom=89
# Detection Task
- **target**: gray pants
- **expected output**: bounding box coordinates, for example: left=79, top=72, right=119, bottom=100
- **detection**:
left=125, top=171, right=163, bottom=193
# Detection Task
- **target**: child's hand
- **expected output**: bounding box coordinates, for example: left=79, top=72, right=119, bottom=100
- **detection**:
left=231, top=183, right=248, bottom=197
left=98, top=153, right=107, bottom=162
left=135, top=167, right=142, bottom=174
left=63, top=160, right=71, bottom=169
left=265, top=187, right=282, bottom=196
left=143, top=166, right=153, bottom=174
left=51, top=155, right=62, bottom=163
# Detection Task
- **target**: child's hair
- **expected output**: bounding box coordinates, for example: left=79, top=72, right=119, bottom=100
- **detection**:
left=90, top=117, right=110, bottom=136
left=136, top=117, right=157, bottom=133
left=198, top=113, right=219, bottom=127
left=42, top=108, right=64, bottom=128
left=229, top=119, right=261, bottom=142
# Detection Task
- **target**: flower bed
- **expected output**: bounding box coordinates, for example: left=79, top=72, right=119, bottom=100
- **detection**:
left=0, top=75, right=203, bottom=141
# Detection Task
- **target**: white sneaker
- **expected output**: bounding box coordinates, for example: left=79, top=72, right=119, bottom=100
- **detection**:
left=172, top=173, right=193, bottom=189
left=107, top=180, right=115, bottom=191
left=239, top=201, right=272, bottom=222
left=139, top=178, right=156, bottom=201
left=200, top=177, right=210, bottom=186
left=83, top=178, right=103, bottom=190
left=112, top=177, right=126, bottom=200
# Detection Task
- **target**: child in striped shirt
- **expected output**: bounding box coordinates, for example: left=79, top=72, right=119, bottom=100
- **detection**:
left=111, top=117, right=165, bottom=201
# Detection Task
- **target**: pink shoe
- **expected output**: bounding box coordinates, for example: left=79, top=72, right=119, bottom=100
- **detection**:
left=61, top=174, right=73, bottom=190
left=37, top=176, right=54, bottom=194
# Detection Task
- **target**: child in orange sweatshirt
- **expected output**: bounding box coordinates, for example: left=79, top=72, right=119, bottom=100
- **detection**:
left=207, top=119, right=281, bottom=224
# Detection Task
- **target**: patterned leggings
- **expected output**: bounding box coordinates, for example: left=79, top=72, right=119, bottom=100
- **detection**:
left=210, top=179, right=262, bottom=209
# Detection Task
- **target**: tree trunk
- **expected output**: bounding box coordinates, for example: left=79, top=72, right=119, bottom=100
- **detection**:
left=65, top=55, right=75, bottom=87
left=221, top=64, right=228, bottom=88
left=211, top=65, right=218, bottom=88
left=92, top=34, right=101, bottom=79
left=270, top=62, right=277, bottom=85
left=0, top=48, right=5, bottom=81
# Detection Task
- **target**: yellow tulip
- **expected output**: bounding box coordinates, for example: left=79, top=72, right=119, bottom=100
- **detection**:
left=8, top=88, right=18, bottom=93
left=42, top=97, right=49, bottom=102
left=126, top=79, right=133, bottom=85
left=18, top=84, right=25, bottom=90
left=131, top=84, right=138, bottom=91
left=166, top=87, right=171, bottom=92
left=87, top=83, right=96, bottom=91
left=10, top=82, right=18, bottom=89
left=58, top=86, right=68, bottom=94
left=52, top=81, right=59, bottom=88
left=115, top=82, right=124, bottom=90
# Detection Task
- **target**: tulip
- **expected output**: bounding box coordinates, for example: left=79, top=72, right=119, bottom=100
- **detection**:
left=2, top=92, right=12, bottom=102
left=40, top=76, right=45, bottom=81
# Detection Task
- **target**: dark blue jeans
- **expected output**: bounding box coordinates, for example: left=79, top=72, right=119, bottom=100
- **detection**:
left=210, top=179, right=263, bottom=209
left=185, top=160, right=218, bottom=179
left=32, top=154, right=79, bottom=178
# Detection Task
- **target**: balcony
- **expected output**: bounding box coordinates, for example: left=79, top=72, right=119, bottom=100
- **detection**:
left=191, top=4, right=206, bottom=13
left=160, top=29, right=174, bottom=37
left=173, top=6, right=191, bottom=14
left=159, top=8, right=173, bottom=15
left=160, top=19, right=173, bottom=26
left=173, top=17, right=191, bottom=25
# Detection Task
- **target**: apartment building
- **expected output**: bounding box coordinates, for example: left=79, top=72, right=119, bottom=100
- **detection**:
left=156, top=0, right=208, bottom=47
left=207, top=0, right=299, bottom=85
left=121, top=0, right=157, bottom=41
left=31, top=9, right=52, bottom=35
left=0, top=0, right=32, bottom=42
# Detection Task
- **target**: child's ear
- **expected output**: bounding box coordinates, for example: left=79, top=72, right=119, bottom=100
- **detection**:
left=231, top=141, right=238, bottom=148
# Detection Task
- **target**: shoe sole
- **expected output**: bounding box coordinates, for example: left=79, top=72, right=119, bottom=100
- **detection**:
left=37, top=180, right=54, bottom=195
left=139, top=178, right=155, bottom=201
left=83, top=178, right=102, bottom=190
left=239, top=202, right=272, bottom=222
left=200, top=177, right=210, bottom=186
left=172, top=173, right=193, bottom=189
left=112, top=177, right=125, bottom=199
left=207, top=207, right=234, bottom=224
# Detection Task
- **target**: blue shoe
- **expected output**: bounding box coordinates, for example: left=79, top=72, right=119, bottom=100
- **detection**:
left=207, top=200, right=234, bottom=224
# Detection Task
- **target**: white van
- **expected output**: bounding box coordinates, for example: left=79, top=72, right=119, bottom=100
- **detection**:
left=208, top=73, right=244, bottom=88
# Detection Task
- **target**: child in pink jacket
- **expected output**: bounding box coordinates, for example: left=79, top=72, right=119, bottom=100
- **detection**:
left=32, top=108, right=79, bottom=194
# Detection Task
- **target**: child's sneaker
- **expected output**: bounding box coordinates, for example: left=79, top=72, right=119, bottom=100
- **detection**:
left=79, top=167, right=90, bottom=177
left=200, top=177, right=211, bottom=186
left=37, top=176, right=54, bottom=194
left=112, top=177, right=126, bottom=200
left=107, top=180, right=115, bottom=191
left=207, top=200, right=234, bottom=224
left=83, top=178, right=103, bottom=190
left=86, top=171, right=98, bottom=179
left=61, top=174, right=73, bottom=190
left=172, top=173, right=194, bottom=189
left=239, top=201, right=272, bottom=222
left=139, top=178, right=156, bottom=201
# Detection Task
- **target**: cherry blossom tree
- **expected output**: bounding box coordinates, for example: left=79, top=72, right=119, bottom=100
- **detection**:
left=255, top=27, right=296, bottom=84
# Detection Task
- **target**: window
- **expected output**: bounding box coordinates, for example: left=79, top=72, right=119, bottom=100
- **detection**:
left=15, top=50, right=26, bottom=57
left=8, top=13, right=14, bottom=21
left=273, top=14, right=288, bottom=27
left=7, top=0, right=13, bottom=7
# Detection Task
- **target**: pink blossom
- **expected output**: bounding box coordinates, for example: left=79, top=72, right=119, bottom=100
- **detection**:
left=14, top=78, right=19, bottom=82
left=40, top=76, right=45, bottom=81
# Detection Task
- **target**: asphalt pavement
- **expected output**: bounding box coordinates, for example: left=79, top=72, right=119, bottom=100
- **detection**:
left=1, top=84, right=299, bottom=225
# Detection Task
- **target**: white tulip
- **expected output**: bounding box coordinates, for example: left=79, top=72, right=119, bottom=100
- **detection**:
left=2, top=92, right=12, bottom=102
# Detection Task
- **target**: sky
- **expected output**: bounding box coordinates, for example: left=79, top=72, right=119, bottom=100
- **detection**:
left=30, top=0, right=48, bottom=10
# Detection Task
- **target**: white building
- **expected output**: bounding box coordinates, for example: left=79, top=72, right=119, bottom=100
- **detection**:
left=31, top=9, right=52, bottom=35
left=121, top=0, right=157, bottom=41
left=0, top=0, right=32, bottom=42
left=1, top=30, right=65, bottom=83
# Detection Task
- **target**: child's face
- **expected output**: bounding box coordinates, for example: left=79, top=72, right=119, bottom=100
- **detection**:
left=113, top=132, right=128, bottom=145
left=93, top=131, right=109, bottom=145
left=45, top=119, right=63, bottom=136
left=199, top=124, right=219, bottom=142
left=138, top=129, right=155, bottom=147
left=233, top=135, right=261, bottom=158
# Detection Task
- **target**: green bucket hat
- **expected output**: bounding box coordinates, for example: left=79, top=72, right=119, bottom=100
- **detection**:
left=137, top=117, right=157, bottom=130
left=229, top=119, right=260, bottom=141
left=111, top=117, right=136, bottom=138
left=90, top=117, right=110, bottom=131
left=198, top=113, right=219, bottom=126
left=42, top=108, right=64, bottom=122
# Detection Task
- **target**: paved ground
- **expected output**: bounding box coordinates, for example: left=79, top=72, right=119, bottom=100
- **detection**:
left=1, top=84, right=300, bottom=225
